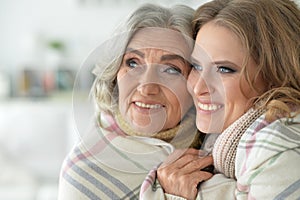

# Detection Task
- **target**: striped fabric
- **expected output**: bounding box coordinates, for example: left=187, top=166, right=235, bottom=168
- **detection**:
left=60, top=146, right=146, bottom=199
left=139, top=112, right=300, bottom=200
left=58, top=111, right=199, bottom=200
left=235, top=113, right=300, bottom=199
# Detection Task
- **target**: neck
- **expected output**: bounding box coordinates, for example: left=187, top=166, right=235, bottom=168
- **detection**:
left=112, top=109, right=201, bottom=149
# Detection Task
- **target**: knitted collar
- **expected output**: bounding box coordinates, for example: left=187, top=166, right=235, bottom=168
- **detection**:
left=212, top=108, right=265, bottom=178
left=113, top=109, right=201, bottom=149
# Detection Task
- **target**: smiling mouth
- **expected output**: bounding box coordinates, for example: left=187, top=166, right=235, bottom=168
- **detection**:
left=134, top=102, right=163, bottom=109
left=197, top=103, right=222, bottom=111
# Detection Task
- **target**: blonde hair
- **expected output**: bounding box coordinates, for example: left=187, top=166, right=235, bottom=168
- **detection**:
left=91, top=4, right=195, bottom=114
left=193, top=0, right=300, bottom=121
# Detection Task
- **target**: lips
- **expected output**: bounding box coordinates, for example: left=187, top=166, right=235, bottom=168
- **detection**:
left=197, top=102, right=222, bottom=111
left=134, top=101, right=163, bottom=109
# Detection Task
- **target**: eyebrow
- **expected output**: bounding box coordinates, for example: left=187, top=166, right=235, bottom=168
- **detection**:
left=126, top=47, right=188, bottom=65
left=191, top=55, right=238, bottom=68
left=125, top=48, right=145, bottom=58
left=161, top=54, right=187, bottom=64
left=214, top=60, right=238, bottom=67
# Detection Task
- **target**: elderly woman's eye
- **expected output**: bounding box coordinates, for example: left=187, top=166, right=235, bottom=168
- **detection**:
left=164, top=65, right=182, bottom=75
left=126, top=59, right=138, bottom=68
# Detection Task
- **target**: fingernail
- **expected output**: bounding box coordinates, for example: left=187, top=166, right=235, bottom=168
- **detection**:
left=198, top=150, right=209, bottom=157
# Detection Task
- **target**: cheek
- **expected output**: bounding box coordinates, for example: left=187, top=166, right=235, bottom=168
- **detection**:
left=181, top=90, right=193, bottom=113
left=224, top=82, right=246, bottom=103
left=165, top=95, right=182, bottom=128
left=117, top=69, right=136, bottom=112
left=224, top=83, right=251, bottom=120
left=117, top=67, right=127, bottom=80
left=187, top=76, right=196, bottom=95
left=117, top=71, right=125, bottom=101
left=165, top=84, right=193, bottom=117
left=222, top=80, right=247, bottom=112
left=117, top=81, right=126, bottom=113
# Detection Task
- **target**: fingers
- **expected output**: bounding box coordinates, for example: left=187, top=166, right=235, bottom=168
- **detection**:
left=163, top=154, right=201, bottom=170
left=166, top=169, right=213, bottom=188
left=180, top=156, right=213, bottom=173
left=157, top=168, right=213, bottom=200
left=158, top=155, right=213, bottom=185
left=157, top=153, right=213, bottom=189
left=161, top=149, right=213, bottom=173
left=162, top=148, right=198, bottom=165
left=161, top=148, right=209, bottom=168
left=157, top=148, right=214, bottom=200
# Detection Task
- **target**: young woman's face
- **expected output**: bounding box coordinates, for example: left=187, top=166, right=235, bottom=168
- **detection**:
left=188, top=22, right=266, bottom=133
left=117, top=28, right=193, bottom=135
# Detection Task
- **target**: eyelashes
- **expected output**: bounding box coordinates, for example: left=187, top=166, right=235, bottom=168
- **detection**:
left=216, top=66, right=236, bottom=74
left=125, top=58, right=138, bottom=68
left=124, top=58, right=183, bottom=76
left=191, top=62, right=237, bottom=74
left=161, top=65, right=182, bottom=75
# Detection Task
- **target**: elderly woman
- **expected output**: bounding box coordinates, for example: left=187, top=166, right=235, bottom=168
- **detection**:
left=57, top=3, right=204, bottom=200
left=140, top=0, right=300, bottom=199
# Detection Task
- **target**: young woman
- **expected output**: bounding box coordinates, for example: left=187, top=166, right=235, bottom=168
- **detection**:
left=141, top=0, right=300, bottom=199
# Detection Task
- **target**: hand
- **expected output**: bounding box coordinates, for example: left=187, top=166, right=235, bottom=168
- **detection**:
left=157, top=148, right=213, bottom=200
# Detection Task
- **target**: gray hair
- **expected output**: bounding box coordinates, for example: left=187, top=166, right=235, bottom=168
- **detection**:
left=91, top=3, right=195, bottom=114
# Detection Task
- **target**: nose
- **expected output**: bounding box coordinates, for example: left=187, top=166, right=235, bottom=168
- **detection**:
left=137, top=83, right=160, bottom=95
left=194, top=75, right=209, bottom=96
left=137, top=65, right=161, bottom=95
left=189, top=71, right=214, bottom=97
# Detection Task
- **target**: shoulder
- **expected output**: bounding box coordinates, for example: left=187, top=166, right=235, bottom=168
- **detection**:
left=236, top=113, right=300, bottom=171
left=239, top=113, right=300, bottom=149
left=59, top=141, right=95, bottom=177
left=235, top=114, right=300, bottom=198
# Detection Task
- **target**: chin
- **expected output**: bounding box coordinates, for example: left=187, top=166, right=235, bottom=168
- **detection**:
left=197, top=121, right=222, bottom=134
left=133, top=125, right=163, bottom=136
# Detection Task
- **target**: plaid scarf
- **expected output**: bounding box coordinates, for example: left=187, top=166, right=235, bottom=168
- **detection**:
left=59, top=110, right=200, bottom=199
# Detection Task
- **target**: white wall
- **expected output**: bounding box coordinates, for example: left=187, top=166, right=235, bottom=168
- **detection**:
left=0, top=0, right=133, bottom=69
left=0, top=0, right=203, bottom=71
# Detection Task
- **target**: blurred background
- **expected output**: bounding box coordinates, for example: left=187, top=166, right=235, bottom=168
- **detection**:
left=0, top=0, right=206, bottom=200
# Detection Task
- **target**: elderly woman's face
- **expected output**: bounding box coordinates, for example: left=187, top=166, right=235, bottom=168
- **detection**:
left=188, top=22, right=266, bottom=133
left=117, top=28, right=193, bottom=135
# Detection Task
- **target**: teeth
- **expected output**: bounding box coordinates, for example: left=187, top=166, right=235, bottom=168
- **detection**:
left=135, top=102, right=162, bottom=109
left=197, top=103, right=221, bottom=111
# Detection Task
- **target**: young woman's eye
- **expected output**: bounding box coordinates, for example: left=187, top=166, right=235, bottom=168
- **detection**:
left=216, top=66, right=236, bottom=74
left=125, top=58, right=138, bottom=68
left=191, top=63, right=203, bottom=71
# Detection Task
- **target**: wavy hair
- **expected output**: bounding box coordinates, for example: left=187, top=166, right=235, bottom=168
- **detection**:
left=192, top=0, right=300, bottom=121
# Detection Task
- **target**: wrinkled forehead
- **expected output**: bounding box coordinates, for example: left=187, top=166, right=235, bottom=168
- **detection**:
left=128, top=27, right=193, bottom=60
